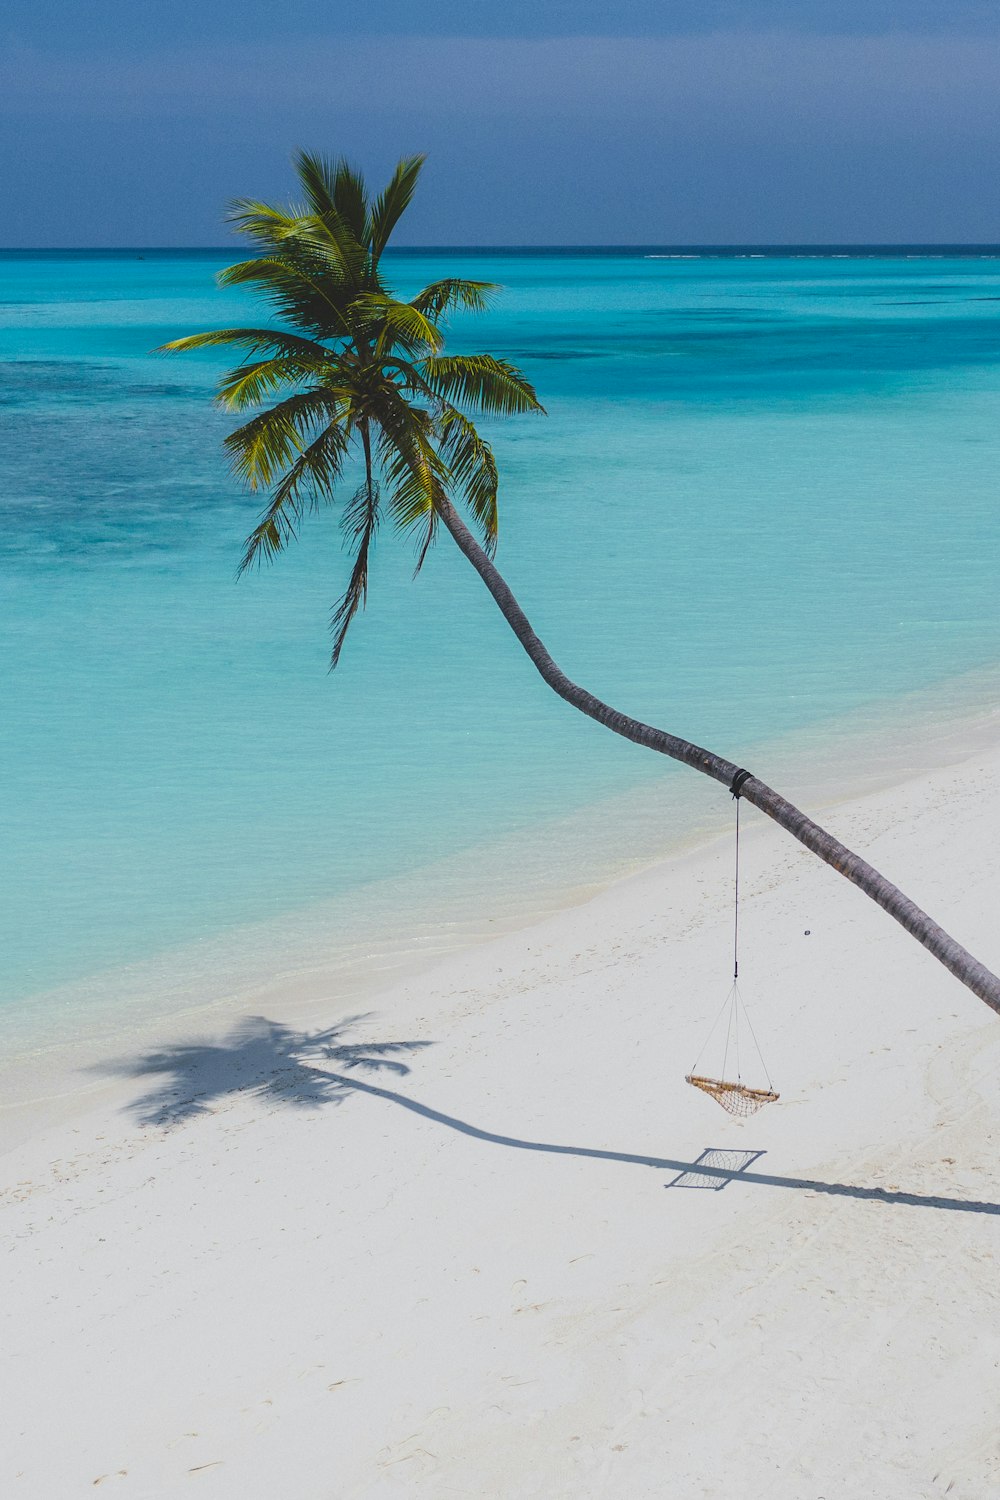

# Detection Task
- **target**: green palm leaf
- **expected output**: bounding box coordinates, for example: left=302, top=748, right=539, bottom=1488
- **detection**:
left=217, top=358, right=333, bottom=412
left=224, top=200, right=308, bottom=245
left=410, top=279, right=499, bottom=320
left=159, top=328, right=331, bottom=362
left=225, top=390, right=343, bottom=490
left=329, top=474, right=380, bottom=668
left=369, top=154, right=425, bottom=264
left=437, top=409, right=500, bottom=550
left=422, top=355, right=545, bottom=416
left=295, top=151, right=370, bottom=246
left=239, top=422, right=350, bottom=574
left=349, top=293, right=444, bottom=355
left=216, top=257, right=353, bottom=338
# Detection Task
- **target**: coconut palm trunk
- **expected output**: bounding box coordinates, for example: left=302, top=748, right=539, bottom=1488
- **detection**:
left=435, top=492, right=1000, bottom=1017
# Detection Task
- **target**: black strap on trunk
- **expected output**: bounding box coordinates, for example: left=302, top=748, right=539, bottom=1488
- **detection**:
left=729, top=767, right=752, bottom=800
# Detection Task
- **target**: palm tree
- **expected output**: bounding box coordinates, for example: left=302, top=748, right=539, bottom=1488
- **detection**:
left=164, top=152, right=540, bottom=666
left=164, top=151, right=1000, bottom=1017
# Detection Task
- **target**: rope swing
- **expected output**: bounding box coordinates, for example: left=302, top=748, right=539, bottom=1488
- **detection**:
left=686, top=769, right=779, bottom=1117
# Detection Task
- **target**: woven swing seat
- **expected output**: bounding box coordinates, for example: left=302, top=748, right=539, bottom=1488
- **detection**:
left=685, top=1074, right=780, bottom=1118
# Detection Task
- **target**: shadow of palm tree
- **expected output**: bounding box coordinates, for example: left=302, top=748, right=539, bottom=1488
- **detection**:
left=98, top=1013, right=431, bottom=1127
left=103, top=1013, right=1000, bottom=1216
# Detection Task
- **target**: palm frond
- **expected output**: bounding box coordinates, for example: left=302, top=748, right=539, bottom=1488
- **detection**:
left=380, top=429, right=450, bottom=538
left=410, top=279, right=499, bottom=321
left=329, top=477, right=380, bottom=668
left=378, top=356, right=441, bottom=403
left=217, top=257, right=353, bottom=339
left=226, top=199, right=308, bottom=247
left=412, top=506, right=439, bottom=575
left=382, top=452, right=437, bottom=534
left=350, top=293, right=443, bottom=355
left=369, top=387, right=441, bottom=533
left=369, top=155, right=425, bottom=263
left=158, top=327, right=331, bottom=362
left=437, top=408, right=500, bottom=551
left=421, top=354, right=544, bottom=416
left=238, top=422, right=349, bottom=574
left=225, top=390, right=340, bottom=491
left=229, top=176, right=369, bottom=290
left=295, top=152, right=369, bottom=245
left=217, top=356, right=334, bottom=412
left=279, top=213, right=369, bottom=290
left=288, top=152, right=371, bottom=289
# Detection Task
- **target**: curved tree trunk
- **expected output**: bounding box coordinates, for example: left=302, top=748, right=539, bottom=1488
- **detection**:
left=436, top=494, right=1000, bottom=1017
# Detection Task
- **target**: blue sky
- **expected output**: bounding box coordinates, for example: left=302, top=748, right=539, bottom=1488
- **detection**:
left=3, top=1, right=999, bottom=245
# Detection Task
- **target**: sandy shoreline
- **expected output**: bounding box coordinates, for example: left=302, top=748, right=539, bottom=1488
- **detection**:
left=3, top=734, right=1000, bottom=1495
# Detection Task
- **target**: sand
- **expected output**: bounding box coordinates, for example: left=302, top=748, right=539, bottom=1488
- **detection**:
left=3, top=743, right=1000, bottom=1498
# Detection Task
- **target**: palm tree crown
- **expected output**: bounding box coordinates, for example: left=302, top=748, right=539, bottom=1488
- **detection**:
left=163, top=151, right=544, bottom=664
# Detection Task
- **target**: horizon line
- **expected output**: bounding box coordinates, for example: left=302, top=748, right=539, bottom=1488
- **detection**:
left=4, top=241, right=1000, bottom=256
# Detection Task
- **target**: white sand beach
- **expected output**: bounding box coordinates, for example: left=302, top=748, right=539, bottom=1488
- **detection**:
left=3, top=744, right=1000, bottom=1498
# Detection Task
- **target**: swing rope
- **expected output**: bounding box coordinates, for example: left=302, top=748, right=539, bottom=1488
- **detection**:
left=685, top=770, right=779, bottom=1116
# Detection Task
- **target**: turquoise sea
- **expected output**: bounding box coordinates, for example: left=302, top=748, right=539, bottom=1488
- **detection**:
left=3, top=248, right=1000, bottom=1072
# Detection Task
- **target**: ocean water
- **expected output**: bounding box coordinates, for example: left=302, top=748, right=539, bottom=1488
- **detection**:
left=3, top=248, right=1000, bottom=1068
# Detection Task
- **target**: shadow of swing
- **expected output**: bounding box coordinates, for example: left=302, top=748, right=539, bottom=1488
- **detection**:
left=97, top=1015, right=1000, bottom=1218
left=667, top=1148, right=766, bottom=1190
